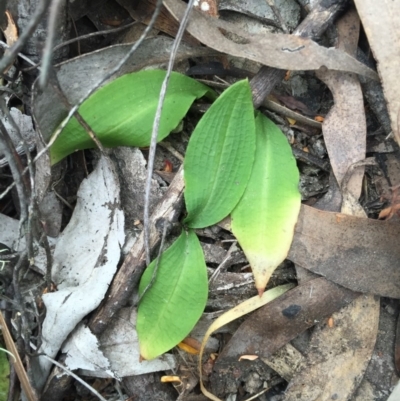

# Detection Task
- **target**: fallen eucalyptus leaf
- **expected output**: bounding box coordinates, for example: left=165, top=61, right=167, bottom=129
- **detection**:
left=164, top=0, right=378, bottom=80
left=289, top=205, right=400, bottom=298
left=63, top=324, right=114, bottom=377
left=283, top=295, right=379, bottom=401
left=231, top=112, right=300, bottom=294
left=65, top=309, right=176, bottom=378
left=137, top=229, right=208, bottom=360
left=213, top=277, right=357, bottom=362
left=50, top=70, right=213, bottom=164
left=31, top=156, right=125, bottom=390
left=184, top=79, right=255, bottom=228
left=354, top=0, right=400, bottom=144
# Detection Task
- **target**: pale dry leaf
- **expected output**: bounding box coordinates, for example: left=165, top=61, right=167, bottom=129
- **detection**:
left=32, top=156, right=125, bottom=389
left=63, top=324, right=115, bottom=377
left=283, top=295, right=379, bottom=401
left=164, top=0, right=378, bottom=79
left=354, top=0, right=400, bottom=145
left=79, top=308, right=176, bottom=378
left=0, top=108, right=36, bottom=167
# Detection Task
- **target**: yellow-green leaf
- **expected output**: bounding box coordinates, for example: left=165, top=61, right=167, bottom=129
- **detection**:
left=231, top=112, right=301, bottom=295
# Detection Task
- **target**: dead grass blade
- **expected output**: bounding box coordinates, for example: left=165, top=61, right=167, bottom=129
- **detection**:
left=213, top=278, right=358, bottom=362
left=0, top=311, right=37, bottom=401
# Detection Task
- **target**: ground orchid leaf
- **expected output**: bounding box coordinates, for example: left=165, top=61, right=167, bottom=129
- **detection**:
left=50, top=70, right=213, bottom=164
left=137, top=229, right=208, bottom=360
left=183, top=79, right=256, bottom=228
left=231, top=112, right=301, bottom=295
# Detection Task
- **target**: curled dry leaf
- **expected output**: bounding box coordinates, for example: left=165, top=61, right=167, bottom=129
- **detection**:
left=163, top=0, right=378, bottom=80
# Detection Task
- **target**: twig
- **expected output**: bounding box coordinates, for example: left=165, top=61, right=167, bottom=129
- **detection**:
left=39, top=0, right=64, bottom=88
left=0, top=119, right=30, bottom=227
left=0, top=311, right=38, bottom=401
left=144, top=0, right=197, bottom=265
left=137, top=220, right=169, bottom=304
left=0, top=0, right=52, bottom=74
left=20, top=337, right=109, bottom=401
left=22, top=21, right=139, bottom=72
left=0, top=40, right=37, bottom=67
left=209, top=241, right=238, bottom=284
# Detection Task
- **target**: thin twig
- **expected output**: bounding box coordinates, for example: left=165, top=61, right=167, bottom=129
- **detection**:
left=143, top=0, right=196, bottom=265
left=0, top=40, right=37, bottom=67
left=0, top=0, right=52, bottom=74
left=137, top=220, right=169, bottom=304
left=22, top=21, right=139, bottom=72
left=39, top=0, right=64, bottom=88
left=20, top=337, right=109, bottom=401
left=209, top=241, right=238, bottom=284
left=0, top=119, right=30, bottom=226
left=0, top=311, right=38, bottom=401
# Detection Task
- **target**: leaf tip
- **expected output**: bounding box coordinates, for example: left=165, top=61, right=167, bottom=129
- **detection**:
left=257, top=288, right=264, bottom=297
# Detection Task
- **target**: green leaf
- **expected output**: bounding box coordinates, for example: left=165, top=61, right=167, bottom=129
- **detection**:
left=137, top=229, right=208, bottom=360
left=183, top=80, right=256, bottom=228
left=0, top=348, right=9, bottom=400
left=231, top=112, right=301, bottom=295
left=50, top=70, right=213, bottom=165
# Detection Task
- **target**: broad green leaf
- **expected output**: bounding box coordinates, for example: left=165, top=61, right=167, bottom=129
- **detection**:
left=50, top=70, right=213, bottom=164
left=183, top=80, right=256, bottom=228
left=231, top=112, right=301, bottom=295
left=137, top=229, right=208, bottom=360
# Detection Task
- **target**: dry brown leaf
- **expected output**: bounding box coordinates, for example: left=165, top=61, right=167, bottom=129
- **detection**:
left=212, top=277, right=357, bottom=363
left=289, top=205, right=400, bottom=298
left=163, top=0, right=378, bottom=80
left=354, top=0, right=400, bottom=145
left=116, top=0, right=199, bottom=45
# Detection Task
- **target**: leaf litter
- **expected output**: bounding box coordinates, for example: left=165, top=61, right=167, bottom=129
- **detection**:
left=1, top=0, right=400, bottom=400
